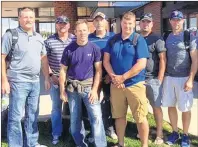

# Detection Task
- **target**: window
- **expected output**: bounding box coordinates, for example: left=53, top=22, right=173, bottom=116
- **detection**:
left=2, top=18, right=18, bottom=36
left=39, top=8, right=54, bottom=17
left=189, top=17, right=197, bottom=28
left=39, top=23, right=55, bottom=39
left=77, top=7, right=93, bottom=17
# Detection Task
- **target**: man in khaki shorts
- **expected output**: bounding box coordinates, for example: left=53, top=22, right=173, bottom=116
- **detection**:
left=103, top=11, right=150, bottom=147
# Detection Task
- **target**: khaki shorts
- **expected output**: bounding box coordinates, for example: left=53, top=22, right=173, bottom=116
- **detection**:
left=110, top=82, right=149, bottom=123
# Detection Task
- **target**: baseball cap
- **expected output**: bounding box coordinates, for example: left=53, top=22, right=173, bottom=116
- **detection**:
left=140, top=13, right=153, bottom=21
left=55, top=16, right=69, bottom=23
left=170, top=10, right=184, bottom=19
left=93, top=12, right=106, bottom=19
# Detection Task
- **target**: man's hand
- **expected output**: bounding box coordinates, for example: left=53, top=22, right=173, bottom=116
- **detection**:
left=44, top=78, right=51, bottom=90
left=184, top=79, right=193, bottom=92
left=50, top=75, right=59, bottom=85
left=2, top=80, right=10, bottom=94
left=116, top=83, right=125, bottom=89
left=60, top=91, right=68, bottom=103
left=104, top=74, right=111, bottom=84
left=88, top=89, right=98, bottom=104
left=112, top=75, right=125, bottom=87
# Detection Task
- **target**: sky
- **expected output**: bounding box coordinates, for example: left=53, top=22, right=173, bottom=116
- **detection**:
left=113, top=1, right=148, bottom=6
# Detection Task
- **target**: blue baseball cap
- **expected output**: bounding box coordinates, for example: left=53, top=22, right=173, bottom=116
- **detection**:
left=55, top=16, right=69, bottom=23
left=170, top=10, right=184, bottom=19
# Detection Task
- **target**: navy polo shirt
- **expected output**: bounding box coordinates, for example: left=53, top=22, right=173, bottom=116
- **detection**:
left=61, top=41, right=101, bottom=81
left=104, top=32, right=149, bottom=87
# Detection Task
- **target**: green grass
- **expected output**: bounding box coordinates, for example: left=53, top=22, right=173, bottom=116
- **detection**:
left=2, top=113, right=198, bottom=147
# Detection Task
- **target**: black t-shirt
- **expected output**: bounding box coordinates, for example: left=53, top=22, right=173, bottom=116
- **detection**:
left=144, top=33, right=166, bottom=79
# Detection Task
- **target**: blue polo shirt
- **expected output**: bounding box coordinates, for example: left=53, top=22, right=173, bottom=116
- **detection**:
left=104, top=32, right=149, bottom=87
left=2, top=27, right=46, bottom=82
left=60, top=41, right=101, bottom=81
left=89, top=31, right=115, bottom=77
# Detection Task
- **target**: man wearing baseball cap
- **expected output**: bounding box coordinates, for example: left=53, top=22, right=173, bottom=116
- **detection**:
left=162, top=10, right=198, bottom=147
left=139, top=13, right=166, bottom=145
left=88, top=12, right=117, bottom=140
left=44, top=15, right=75, bottom=145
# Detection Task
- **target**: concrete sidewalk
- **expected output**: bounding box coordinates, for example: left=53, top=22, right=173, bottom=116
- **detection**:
left=38, top=82, right=198, bottom=136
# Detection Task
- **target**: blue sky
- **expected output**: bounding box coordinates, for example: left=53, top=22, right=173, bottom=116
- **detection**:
left=113, top=1, right=148, bottom=6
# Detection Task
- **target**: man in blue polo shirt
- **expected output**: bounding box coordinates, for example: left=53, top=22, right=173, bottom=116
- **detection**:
left=104, top=12, right=149, bottom=147
left=2, top=7, right=50, bottom=147
left=44, top=15, right=75, bottom=145
left=88, top=12, right=117, bottom=140
left=59, top=20, right=107, bottom=147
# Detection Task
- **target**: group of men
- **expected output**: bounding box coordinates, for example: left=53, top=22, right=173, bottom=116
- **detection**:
left=1, top=6, right=198, bottom=147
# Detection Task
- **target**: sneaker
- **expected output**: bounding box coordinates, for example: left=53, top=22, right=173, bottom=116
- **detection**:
left=35, top=144, right=48, bottom=147
left=106, top=126, right=118, bottom=140
left=52, top=135, right=59, bottom=145
left=181, top=134, right=190, bottom=147
left=166, top=131, right=180, bottom=145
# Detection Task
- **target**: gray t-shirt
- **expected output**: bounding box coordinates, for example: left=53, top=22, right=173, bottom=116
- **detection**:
left=2, top=27, right=46, bottom=82
left=165, top=31, right=197, bottom=77
left=144, top=33, right=166, bottom=79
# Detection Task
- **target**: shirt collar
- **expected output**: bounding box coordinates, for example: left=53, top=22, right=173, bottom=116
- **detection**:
left=18, top=26, right=36, bottom=36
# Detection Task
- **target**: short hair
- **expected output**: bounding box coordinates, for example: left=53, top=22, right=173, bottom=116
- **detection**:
left=75, top=19, right=89, bottom=30
left=121, top=11, right=136, bottom=21
left=18, top=7, right=34, bottom=17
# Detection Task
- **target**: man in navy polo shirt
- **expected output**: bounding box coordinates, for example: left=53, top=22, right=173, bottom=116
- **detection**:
left=44, top=16, right=75, bottom=145
left=88, top=12, right=117, bottom=140
left=139, top=13, right=166, bottom=145
left=59, top=20, right=107, bottom=147
left=104, top=12, right=149, bottom=147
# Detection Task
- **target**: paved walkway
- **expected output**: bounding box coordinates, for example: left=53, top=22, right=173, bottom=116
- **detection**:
left=38, top=81, right=198, bottom=136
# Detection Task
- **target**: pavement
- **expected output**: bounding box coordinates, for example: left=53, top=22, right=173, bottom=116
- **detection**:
left=38, top=80, right=198, bottom=136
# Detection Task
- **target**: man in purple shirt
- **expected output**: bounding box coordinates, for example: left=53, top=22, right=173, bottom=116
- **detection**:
left=59, top=20, right=107, bottom=147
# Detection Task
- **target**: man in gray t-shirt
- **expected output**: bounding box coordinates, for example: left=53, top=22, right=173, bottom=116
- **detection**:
left=162, top=10, right=198, bottom=147
left=1, top=7, right=50, bottom=147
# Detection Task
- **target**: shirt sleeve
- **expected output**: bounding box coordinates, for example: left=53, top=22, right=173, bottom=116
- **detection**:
left=190, top=34, right=197, bottom=51
left=60, top=47, right=69, bottom=66
left=94, top=44, right=102, bottom=62
left=136, top=35, right=150, bottom=59
left=103, top=36, right=114, bottom=54
left=155, top=38, right=166, bottom=53
left=44, top=39, right=51, bottom=57
left=2, top=31, right=12, bottom=55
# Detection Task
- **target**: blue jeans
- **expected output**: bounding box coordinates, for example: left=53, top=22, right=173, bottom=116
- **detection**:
left=67, top=87, right=107, bottom=147
left=8, top=82, right=40, bottom=147
left=50, top=84, right=62, bottom=137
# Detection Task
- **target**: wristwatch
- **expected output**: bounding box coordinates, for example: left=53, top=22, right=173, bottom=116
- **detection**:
left=49, top=73, right=53, bottom=77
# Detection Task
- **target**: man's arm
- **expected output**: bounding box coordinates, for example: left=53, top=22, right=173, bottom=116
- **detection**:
left=158, top=52, right=167, bottom=83
left=1, top=54, right=10, bottom=94
left=59, top=64, right=68, bottom=102
left=89, top=61, right=102, bottom=104
left=184, top=49, right=198, bottom=91
left=41, top=55, right=50, bottom=90
left=103, top=52, right=115, bottom=78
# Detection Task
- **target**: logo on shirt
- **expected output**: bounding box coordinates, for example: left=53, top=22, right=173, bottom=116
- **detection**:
left=87, top=54, right=92, bottom=56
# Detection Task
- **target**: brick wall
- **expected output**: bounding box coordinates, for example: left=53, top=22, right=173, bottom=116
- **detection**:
left=53, top=1, right=77, bottom=33
left=144, top=2, right=162, bottom=35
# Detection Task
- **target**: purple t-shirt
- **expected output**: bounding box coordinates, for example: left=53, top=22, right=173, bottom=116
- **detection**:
left=61, top=41, right=101, bottom=80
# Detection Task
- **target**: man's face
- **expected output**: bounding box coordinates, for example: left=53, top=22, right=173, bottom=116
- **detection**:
left=56, top=22, right=70, bottom=33
left=75, top=23, right=89, bottom=42
left=121, top=17, right=135, bottom=34
left=19, top=10, right=35, bottom=31
left=169, top=18, right=184, bottom=31
left=139, top=19, right=153, bottom=33
left=93, top=16, right=106, bottom=31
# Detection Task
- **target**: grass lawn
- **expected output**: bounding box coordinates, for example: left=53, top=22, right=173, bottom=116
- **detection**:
left=2, top=113, right=198, bottom=147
